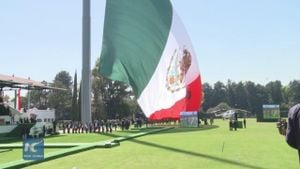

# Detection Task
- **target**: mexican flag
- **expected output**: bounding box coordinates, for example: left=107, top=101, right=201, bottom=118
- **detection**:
left=99, top=0, right=202, bottom=120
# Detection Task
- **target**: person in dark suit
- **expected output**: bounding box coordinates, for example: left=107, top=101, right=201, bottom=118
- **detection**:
left=243, top=118, right=247, bottom=128
left=286, top=103, right=300, bottom=162
left=0, top=97, right=5, bottom=116
left=0, top=96, right=9, bottom=116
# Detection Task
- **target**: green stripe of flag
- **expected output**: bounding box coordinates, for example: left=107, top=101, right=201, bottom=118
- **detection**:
left=99, top=0, right=173, bottom=97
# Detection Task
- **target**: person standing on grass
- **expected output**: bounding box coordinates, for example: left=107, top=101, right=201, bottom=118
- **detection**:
left=62, top=122, right=66, bottom=134
left=243, top=118, right=246, bottom=128
left=286, top=103, right=300, bottom=163
left=210, top=117, right=214, bottom=125
left=229, top=119, right=233, bottom=131
left=234, top=120, right=237, bottom=131
left=0, top=96, right=10, bottom=116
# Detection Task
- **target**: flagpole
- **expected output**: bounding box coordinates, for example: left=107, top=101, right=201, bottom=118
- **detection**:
left=81, top=0, right=91, bottom=123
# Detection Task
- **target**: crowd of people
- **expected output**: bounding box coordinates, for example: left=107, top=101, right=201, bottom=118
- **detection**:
left=59, top=118, right=145, bottom=134
left=229, top=118, right=246, bottom=131
left=199, top=117, right=214, bottom=125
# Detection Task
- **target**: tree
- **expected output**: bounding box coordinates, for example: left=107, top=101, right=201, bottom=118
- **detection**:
left=91, top=75, right=106, bottom=120
left=199, top=79, right=300, bottom=116
left=287, top=80, right=300, bottom=105
left=226, top=80, right=237, bottom=108
left=266, top=81, right=283, bottom=104
left=253, top=84, right=269, bottom=115
left=92, top=58, right=135, bottom=120
left=244, top=81, right=260, bottom=114
left=202, top=83, right=214, bottom=111
left=212, top=81, right=227, bottom=107
left=27, top=90, right=49, bottom=109
left=234, top=82, right=249, bottom=110
left=77, top=81, right=82, bottom=121
left=53, top=71, right=72, bottom=88
left=92, top=59, right=107, bottom=120
left=71, top=71, right=79, bottom=121
left=282, top=86, right=289, bottom=105
left=101, top=80, right=131, bottom=119
left=125, top=95, right=140, bottom=119
left=48, top=71, right=73, bottom=120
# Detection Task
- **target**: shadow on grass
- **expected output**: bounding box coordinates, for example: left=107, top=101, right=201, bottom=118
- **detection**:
left=106, top=125, right=218, bottom=136
left=97, top=127, right=165, bottom=137
left=155, top=125, right=219, bottom=134
left=101, top=125, right=218, bottom=138
left=103, top=129, right=266, bottom=169
left=99, top=132, right=122, bottom=138
left=0, top=149, right=12, bottom=153
left=44, top=134, right=67, bottom=139
left=129, top=139, right=267, bottom=169
left=0, top=134, right=66, bottom=144
left=0, top=137, right=21, bottom=144
left=0, top=127, right=266, bottom=169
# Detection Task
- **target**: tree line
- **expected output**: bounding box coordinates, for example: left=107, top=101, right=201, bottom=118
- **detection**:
left=23, top=62, right=300, bottom=120
left=202, top=80, right=300, bottom=116
left=26, top=58, right=139, bottom=121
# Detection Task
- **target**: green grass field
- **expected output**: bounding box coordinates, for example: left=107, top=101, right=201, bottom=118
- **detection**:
left=1, top=119, right=298, bottom=169
left=0, top=128, right=150, bottom=165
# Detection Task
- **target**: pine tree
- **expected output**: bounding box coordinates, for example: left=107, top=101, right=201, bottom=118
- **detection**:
left=77, top=81, right=82, bottom=121
left=71, top=71, right=78, bottom=121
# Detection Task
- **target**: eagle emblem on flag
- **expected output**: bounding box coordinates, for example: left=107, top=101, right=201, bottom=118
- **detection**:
left=166, top=48, right=192, bottom=92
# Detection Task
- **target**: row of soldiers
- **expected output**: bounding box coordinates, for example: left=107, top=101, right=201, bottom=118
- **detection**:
left=61, top=119, right=132, bottom=134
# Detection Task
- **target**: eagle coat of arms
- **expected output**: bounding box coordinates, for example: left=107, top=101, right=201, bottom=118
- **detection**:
left=166, top=48, right=192, bottom=93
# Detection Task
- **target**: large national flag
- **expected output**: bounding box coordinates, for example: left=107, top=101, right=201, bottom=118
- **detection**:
left=99, top=0, right=202, bottom=120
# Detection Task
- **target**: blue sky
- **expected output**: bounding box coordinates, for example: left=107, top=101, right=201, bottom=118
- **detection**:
left=1, top=0, right=299, bottom=86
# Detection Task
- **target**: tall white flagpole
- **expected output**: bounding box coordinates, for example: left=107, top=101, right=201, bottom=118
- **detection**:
left=81, top=0, right=91, bottom=123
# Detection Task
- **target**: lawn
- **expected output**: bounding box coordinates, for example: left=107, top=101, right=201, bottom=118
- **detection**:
left=0, top=127, right=162, bottom=165
left=1, top=119, right=298, bottom=169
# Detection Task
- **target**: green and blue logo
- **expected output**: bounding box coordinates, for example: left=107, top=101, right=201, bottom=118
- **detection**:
left=23, top=138, right=44, bottom=160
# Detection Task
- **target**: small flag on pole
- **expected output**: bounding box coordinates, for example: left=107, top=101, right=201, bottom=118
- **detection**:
left=17, top=88, right=21, bottom=111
